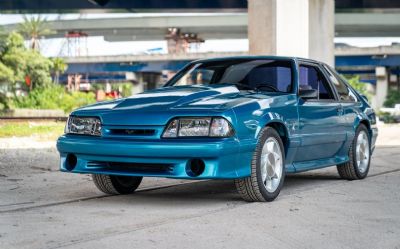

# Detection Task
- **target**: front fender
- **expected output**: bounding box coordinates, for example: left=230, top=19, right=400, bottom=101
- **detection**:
left=256, top=112, right=290, bottom=139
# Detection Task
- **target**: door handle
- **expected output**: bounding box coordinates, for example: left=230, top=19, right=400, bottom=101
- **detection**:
left=337, top=106, right=344, bottom=115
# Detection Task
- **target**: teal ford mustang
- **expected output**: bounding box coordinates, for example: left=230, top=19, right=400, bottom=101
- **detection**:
left=57, top=56, right=378, bottom=202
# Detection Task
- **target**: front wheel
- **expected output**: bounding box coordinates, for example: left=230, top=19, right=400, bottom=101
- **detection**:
left=337, top=124, right=371, bottom=180
left=92, top=174, right=143, bottom=194
left=235, top=127, right=285, bottom=202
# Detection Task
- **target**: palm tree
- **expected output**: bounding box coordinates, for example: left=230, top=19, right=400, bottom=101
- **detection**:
left=17, top=15, right=53, bottom=50
left=51, top=57, right=68, bottom=84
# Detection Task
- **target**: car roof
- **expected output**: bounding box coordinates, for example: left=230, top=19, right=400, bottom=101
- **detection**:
left=193, top=55, right=324, bottom=65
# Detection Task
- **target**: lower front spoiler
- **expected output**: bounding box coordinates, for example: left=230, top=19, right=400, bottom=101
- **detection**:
left=57, top=135, right=253, bottom=179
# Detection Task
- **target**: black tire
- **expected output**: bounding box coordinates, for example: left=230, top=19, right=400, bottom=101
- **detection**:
left=92, top=174, right=143, bottom=194
left=337, top=124, right=371, bottom=180
left=234, top=127, right=286, bottom=202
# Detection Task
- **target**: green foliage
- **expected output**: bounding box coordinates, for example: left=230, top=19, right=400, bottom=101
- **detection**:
left=0, top=121, right=64, bottom=138
left=51, top=57, right=67, bottom=73
left=0, top=32, right=25, bottom=84
left=344, top=75, right=372, bottom=101
left=51, top=57, right=68, bottom=84
left=377, top=112, right=397, bottom=124
left=12, top=85, right=96, bottom=113
left=0, top=62, right=14, bottom=82
left=91, top=83, right=105, bottom=91
left=61, top=91, right=97, bottom=113
left=383, top=90, right=400, bottom=108
left=92, top=82, right=133, bottom=97
left=0, top=26, right=8, bottom=54
left=112, top=82, right=133, bottom=97
left=0, top=32, right=54, bottom=90
left=18, top=15, right=53, bottom=50
left=121, top=83, right=133, bottom=97
left=25, top=50, right=53, bottom=88
left=0, top=21, right=74, bottom=112
left=0, top=91, right=11, bottom=110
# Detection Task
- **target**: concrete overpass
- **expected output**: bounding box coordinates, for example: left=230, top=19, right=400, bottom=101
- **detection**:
left=64, top=45, right=400, bottom=63
left=3, top=12, right=400, bottom=41
left=64, top=45, right=400, bottom=75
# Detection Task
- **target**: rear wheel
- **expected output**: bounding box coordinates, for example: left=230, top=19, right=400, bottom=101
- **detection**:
left=235, top=127, right=285, bottom=202
left=337, top=124, right=371, bottom=180
left=92, top=174, right=143, bottom=194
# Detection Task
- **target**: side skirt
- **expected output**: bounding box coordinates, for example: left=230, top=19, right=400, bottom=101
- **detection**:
left=289, top=156, right=349, bottom=173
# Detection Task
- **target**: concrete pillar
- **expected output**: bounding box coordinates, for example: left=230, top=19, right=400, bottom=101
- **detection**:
left=372, top=67, right=389, bottom=110
left=248, top=0, right=334, bottom=66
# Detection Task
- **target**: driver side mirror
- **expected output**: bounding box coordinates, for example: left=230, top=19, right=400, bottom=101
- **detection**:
left=299, top=89, right=318, bottom=100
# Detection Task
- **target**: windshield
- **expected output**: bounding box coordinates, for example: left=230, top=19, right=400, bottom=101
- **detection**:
left=166, top=59, right=294, bottom=93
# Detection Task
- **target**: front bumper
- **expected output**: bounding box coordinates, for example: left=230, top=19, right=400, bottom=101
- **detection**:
left=57, top=135, right=253, bottom=179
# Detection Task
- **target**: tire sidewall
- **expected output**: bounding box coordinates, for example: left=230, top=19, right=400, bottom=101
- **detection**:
left=352, top=124, right=371, bottom=179
left=110, top=176, right=143, bottom=194
left=255, top=127, right=286, bottom=201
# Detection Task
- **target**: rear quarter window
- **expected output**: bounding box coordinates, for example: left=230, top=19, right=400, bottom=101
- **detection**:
left=323, top=65, right=358, bottom=102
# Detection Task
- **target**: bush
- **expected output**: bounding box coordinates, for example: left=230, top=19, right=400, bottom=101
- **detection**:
left=120, top=83, right=133, bottom=97
left=344, top=75, right=372, bottom=102
left=111, top=82, right=133, bottom=97
left=61, top=90, right=97, bottom=113
left=384, top=90, right=400, bottom=108
left=91, top=82, right=133, bottom=97
left=378, top=111, right=397, bottom=124
left=91, top=83, right=105, bottom=92
left=1, top=32, right=53, bottom=90
left=11, top=85, right=96, bottom=113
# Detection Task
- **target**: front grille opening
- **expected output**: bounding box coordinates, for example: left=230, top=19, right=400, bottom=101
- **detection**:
left=109, top=129, right=155, bottom=136
left=87, top=161, right=173, bottom=174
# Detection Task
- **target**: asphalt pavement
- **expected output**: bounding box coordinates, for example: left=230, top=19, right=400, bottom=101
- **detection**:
left=0, top=125, right=399, bottom=249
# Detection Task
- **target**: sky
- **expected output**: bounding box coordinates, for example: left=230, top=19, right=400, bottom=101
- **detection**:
left=1, top=13, right=400, bottom=57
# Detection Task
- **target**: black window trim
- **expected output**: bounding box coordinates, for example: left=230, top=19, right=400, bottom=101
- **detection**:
left=321, top=63, right=359, bottom=103
left=297, top=61, right=339, bottom=103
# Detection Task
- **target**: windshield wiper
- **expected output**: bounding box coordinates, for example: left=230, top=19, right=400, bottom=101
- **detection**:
left=231, top=83, right=257, bottom=91
left=230, top=83, right=280, bottom=92
left=254, top=85, right=279, bottom=92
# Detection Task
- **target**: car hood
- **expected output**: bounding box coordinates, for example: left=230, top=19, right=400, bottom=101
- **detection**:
left=73, top=85, right=278, bottom=125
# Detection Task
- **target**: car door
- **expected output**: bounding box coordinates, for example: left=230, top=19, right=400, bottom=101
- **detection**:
left=322, top=64, right=360, bottom=157
left=294, top=62, right=346, bottom=163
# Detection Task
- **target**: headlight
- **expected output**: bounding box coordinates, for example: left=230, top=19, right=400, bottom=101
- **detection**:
left=162, top=117, right=234, bottom=138
left=65, top=116, right=101, bottom=136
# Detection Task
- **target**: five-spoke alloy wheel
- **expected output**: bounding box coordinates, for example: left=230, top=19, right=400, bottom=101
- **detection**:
left=261, top=137, right=284, bottom=193
left=337, top=124, right=371, bottom=180
left=235, top=127, right=285, bottom=202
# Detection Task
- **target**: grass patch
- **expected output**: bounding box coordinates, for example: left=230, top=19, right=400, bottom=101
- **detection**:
left=0, top=121, right=65, bottom=139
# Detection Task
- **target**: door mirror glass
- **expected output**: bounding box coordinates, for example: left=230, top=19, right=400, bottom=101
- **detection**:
left=299, top=89, right=318, bottom=100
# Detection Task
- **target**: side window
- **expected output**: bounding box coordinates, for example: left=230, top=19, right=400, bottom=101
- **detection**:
left=323, top=65, right=357, bottom=102
left=299, top=65, right=335, bottom=100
